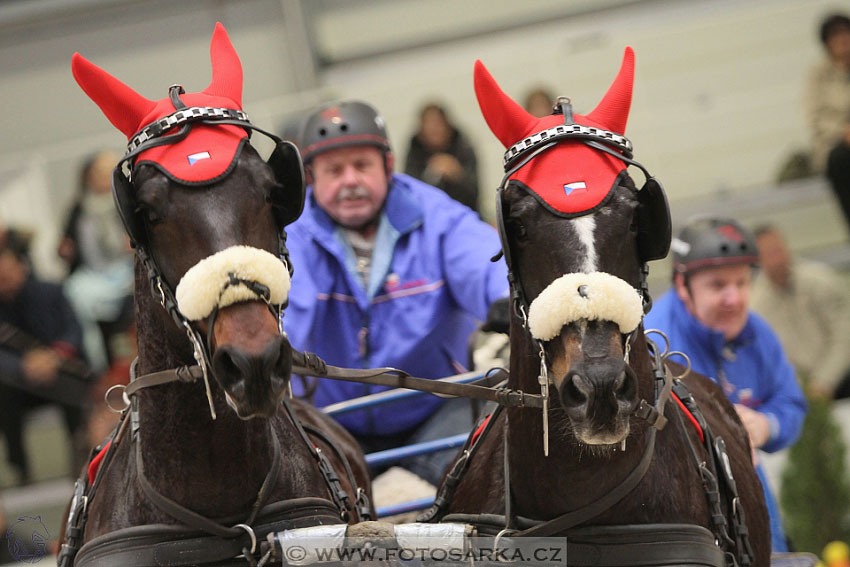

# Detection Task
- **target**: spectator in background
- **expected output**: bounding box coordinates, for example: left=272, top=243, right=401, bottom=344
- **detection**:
left=0, top=227, right=92, bottom=484
left=288, top=100, right=508, bottom=485
left=404, top=102, right=480, bottom=213
left=58, top=149, right=133, bottom=373
left=751, top=225, right=850, bottom=399
left=804, top=13, right=850, bottom=230
left=644, top=216, right=807, bottom=553
left=523, top=86, right=555, bottom=118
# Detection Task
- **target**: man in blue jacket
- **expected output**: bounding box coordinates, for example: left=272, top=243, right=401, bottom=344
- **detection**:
left=644, top=216, right=807, bottom=552
left=285, top=100, right=509, bottom=485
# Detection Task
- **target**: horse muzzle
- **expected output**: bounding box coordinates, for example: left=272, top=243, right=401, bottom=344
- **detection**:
left=212, top=333, right=292, bottom=419
left=559, top=356, right=638, bottom=445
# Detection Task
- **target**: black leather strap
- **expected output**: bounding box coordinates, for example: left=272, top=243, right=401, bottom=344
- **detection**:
left=135, top=424, right=282, bottom=539
left=564, top=523, right=726, bottom=567
left=124, top=366, right=204, bottom=398
left=291, top=349, right=538, bottom=408
left=73, top=499, right=343, bottom=567
left=517, top=427, right=657, bottom=537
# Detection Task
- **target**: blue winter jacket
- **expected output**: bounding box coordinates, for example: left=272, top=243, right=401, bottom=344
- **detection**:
left=284, top=173, right=509, bottom=436
left=644, top=289, right=807, bottom=453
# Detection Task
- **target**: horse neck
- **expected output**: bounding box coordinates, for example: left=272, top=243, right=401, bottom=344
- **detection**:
left=131, top=258, right=277, bottom=511
left=506, top=318, right=656, bottom=514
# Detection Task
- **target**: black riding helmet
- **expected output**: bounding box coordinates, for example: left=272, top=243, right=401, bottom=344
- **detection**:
left=299, top=100, right=391, bottom=165
left=671, top=216, right=759, bottom=275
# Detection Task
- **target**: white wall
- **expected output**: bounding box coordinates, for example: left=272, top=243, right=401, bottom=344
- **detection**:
left=0, top=0, right=846, bottom=281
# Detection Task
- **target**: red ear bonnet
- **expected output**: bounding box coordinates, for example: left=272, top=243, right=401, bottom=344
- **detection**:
left=474, top=47, right=634, bottom=215
left=71, top=22, right=247, bottom=184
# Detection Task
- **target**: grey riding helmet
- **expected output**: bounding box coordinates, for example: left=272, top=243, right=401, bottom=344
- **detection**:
left=299, top=101, right=391, bottom=164
left=671, top=217, right=759, bottom=275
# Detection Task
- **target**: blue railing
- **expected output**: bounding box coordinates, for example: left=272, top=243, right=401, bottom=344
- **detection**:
left=319, top=370, right=498, bottom=518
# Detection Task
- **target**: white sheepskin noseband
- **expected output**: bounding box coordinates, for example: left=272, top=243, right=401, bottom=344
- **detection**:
left=527, top=272, right=643, bottom=341
left=175, top=245, right=291, bottom=321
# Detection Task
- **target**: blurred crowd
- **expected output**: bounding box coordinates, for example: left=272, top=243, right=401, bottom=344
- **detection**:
left=1, top=10, right=850, bottom=562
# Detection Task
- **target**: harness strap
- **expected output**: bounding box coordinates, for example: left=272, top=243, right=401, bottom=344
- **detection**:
left=671, top=379, right=754, bottom=567
left=72, top=499, right=342, bottom=567
left=517, top=427, right=657, bottom=537
left=135, top=424, right=282, bottom=539
left=281, top=397, right=351, bottom=522
left=124, top=365, right=204, bottom=398
left=58, top=407, right=134, bottom=567
left=302, top=423, right=373, bottom=522
left=418, top=405, right=505, bottom=523
left=562, top=523, right=726, bottom=567
left=291, top=349, right=538, bottom=408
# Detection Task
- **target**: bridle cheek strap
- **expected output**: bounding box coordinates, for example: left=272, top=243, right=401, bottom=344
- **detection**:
left=527, top=272, right=644, bottom=341
left=175, top=245, right=291, bottom=321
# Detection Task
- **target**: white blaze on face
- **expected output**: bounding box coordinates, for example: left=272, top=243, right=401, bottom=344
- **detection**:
left=573, top=215, right=597, bottom=273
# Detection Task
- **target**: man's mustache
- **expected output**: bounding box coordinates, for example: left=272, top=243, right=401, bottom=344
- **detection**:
left=336, top=186, right=371, bottom=202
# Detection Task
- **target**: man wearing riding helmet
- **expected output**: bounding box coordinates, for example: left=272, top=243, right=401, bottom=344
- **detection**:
left=284, top=100, right=508, bottom=485
left=644, top=216, right=807, bottom=553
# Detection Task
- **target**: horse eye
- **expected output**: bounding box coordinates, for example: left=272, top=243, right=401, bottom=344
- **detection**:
left=266, top=183, right=284, bottom=205
left=509, top=219, right=528, bottom=240
left=137, top=204, right=162, bottom=225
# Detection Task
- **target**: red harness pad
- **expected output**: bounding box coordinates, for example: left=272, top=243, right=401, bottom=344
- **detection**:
left=88, top=439, right=112, bottom=485
left=673, top=393, right=705, bottom=443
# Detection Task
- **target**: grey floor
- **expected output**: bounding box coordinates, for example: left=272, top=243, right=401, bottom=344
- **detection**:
left=1, top=408, right=76, bottom=567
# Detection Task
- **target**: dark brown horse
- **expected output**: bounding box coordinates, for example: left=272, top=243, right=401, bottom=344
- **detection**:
left=435, top=49, right=770, bottom=566
left=59, top=24, right=370, bottom=567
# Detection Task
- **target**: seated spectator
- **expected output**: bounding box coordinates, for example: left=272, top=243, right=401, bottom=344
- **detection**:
left=643, top=216, right=807, bottom=552
left=58, top=149, right=133, bottom=373
left=751, top=225, right=850, bottom=399
left=523, top=86, right=556, bottom=117
left=404, top=102, right=480, bottom=212
left=804, top=13, right=850, bottom=230
left=0, top=227, right=92, bottom=484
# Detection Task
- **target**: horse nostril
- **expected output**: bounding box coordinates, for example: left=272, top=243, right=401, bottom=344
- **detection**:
left=614, top=369, right=636, bottom=402
left=213, top=347, right=240, bottom=379
left=562, top=372, right=589, bottom=408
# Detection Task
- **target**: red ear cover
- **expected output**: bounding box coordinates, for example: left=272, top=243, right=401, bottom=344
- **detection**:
left=473, top=48, right=635, bottom=216
left=71, top=22, right=249, bottom=184
left=71, top=53, right=156, bottom=138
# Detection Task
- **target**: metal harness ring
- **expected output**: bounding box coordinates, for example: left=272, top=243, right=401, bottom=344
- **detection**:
left=104, top=384, right=131, bottom=414
left=233, top=523, right=257, bottom=555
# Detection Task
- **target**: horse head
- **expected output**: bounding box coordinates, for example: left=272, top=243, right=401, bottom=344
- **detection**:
left=475, top=48, right=671, bottom=446
left=72, top=23, right=305, bottom=419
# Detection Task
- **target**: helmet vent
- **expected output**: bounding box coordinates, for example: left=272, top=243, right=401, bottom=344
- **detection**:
left=340, top=123, right=349, bottom=132
left=318, top=127, right=327, bottom=136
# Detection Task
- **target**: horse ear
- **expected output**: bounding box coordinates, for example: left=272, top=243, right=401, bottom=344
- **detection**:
left=474, top=60, right=537, bottom=148
left=71, top=52, right=155, bottom=138
left=585, top=46, right=634, bottom=135
left=203, top=22, right=243, bottom=108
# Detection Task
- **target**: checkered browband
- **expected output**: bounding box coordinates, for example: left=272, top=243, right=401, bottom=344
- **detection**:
left=126, top=106, right=250, bottom=154
left=503, top=123, right=633, bottom=170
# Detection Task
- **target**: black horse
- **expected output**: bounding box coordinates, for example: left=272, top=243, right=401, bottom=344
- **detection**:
left=432, top=49, right=770, bottom=566
left=60, top=24, right=371, bottom=567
